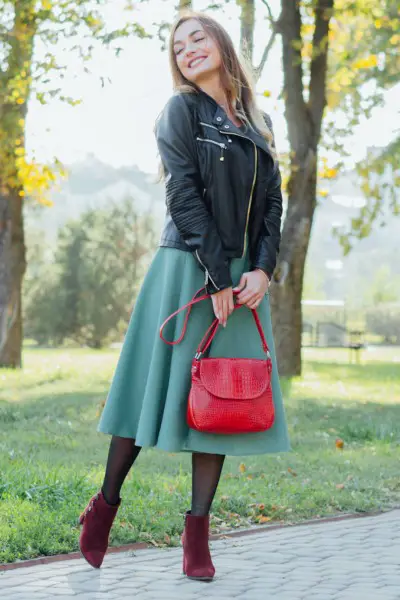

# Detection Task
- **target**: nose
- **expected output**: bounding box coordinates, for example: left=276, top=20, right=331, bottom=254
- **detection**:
left=184, top=39, right=197, bottom=57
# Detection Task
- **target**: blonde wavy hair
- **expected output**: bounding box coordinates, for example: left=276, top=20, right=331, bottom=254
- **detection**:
left=168, top=11, right=276, bottom=159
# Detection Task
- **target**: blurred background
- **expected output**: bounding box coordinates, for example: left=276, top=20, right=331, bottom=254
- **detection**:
left=0, top=0, right=399, bottom=566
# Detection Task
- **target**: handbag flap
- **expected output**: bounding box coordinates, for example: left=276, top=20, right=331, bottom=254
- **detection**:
left=199, top=357, right=271, bottom=400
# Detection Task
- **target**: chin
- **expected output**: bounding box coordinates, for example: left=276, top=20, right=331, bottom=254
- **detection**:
left=188, top=66, right=217, bottom=85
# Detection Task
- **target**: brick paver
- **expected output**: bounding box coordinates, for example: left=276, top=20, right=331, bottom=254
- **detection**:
left=1, top=510, right=399, bottom=599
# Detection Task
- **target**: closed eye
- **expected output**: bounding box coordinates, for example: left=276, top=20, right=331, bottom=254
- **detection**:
left=174, top=34, right=207, bottom=56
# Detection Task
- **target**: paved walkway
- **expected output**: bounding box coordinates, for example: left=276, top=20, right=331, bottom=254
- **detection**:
left=1, top=510, right=400, bottom=600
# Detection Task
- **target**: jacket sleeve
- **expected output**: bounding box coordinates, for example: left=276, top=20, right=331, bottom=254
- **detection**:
left=155, top=93, right=232, bottom=294
left=252, top=114, right=283, bottom=279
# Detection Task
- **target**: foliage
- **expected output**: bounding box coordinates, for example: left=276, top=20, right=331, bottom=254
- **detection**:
left=336, top=138, right=400, bottom=254
left=0, top=345, right=399, bottom=562
left=23, top=198, right=156, bottom=348
left=366, top=304, right=400, bottom=344
left=363, top=265, right=400, bottom=307
left=0, top=0, right=149, bottom=201
left=322, top=0, right=400, bottom=247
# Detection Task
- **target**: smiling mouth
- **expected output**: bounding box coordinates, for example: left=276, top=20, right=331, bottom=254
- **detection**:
left=188, top=56, right=207, bottom=69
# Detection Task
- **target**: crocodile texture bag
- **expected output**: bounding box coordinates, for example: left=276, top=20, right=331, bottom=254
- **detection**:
left=160, top=289, right=275, bottom=435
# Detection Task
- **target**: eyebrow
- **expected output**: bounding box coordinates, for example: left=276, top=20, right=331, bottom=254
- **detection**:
left=173, top=29, right=204, bottom=46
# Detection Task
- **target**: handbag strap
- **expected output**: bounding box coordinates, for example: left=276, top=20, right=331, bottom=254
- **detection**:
left=159, top=287, right=209, bottom=346
left=159, top=288, right=270, bottom=358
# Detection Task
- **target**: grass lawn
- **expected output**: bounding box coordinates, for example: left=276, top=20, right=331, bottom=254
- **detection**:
left=1, top=345, right=399, bottom=564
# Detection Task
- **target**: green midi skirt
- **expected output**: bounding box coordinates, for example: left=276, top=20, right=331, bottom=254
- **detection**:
left=98, top=248, right=290, bottom=456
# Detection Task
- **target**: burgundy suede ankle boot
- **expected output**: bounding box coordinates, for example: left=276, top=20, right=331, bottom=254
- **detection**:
left=182, top=511, right=215, bottom=581
left=79, top=490, right=120, bottom=568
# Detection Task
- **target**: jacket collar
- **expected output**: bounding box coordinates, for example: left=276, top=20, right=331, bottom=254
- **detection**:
left=197, top=89, right=273, bottom=159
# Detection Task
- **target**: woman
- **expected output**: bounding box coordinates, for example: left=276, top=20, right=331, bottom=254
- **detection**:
left=79, top=11, right=290, bottom=582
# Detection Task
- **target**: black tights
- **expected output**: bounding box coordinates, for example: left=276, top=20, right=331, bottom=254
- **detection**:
left=101, top=435, right=225, bottom=515
left=101, top=436, right=142, bottom=505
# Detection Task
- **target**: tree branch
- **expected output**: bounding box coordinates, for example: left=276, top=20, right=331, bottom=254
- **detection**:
left=309, top=0, right=334, bottom=142
left=255, top=30, right=276, bottom=82
left=260, top=0, right=275, bottom=24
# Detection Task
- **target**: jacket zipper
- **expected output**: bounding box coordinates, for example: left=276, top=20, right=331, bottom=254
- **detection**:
left=195, top=250, right=220, bottom=291
left=199, top=122, right=219, bottom=131
left=196, top=137, right=227, bottom=162
left=219, top=130, right=258, bottom=257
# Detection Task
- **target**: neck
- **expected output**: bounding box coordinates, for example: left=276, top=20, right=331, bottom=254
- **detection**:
left=198, top=75, right=230, bottom=111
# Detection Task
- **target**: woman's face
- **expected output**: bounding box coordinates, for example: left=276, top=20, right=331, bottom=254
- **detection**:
left=173, top=19, right=222, bottom=84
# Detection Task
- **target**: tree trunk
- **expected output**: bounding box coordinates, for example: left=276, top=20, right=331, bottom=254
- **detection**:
left=178, top=0, right=192, bottom=11
left=270, top=157, right=317, bottom=376
left=0, top=1, right=35, bottom=367
left=238, top=0, right=255, bottom=63
left=270, top=0, right=333, bottom=376
left=0, top=196, right=12, bottom=359
left=0, top=193, right=26, bottom=368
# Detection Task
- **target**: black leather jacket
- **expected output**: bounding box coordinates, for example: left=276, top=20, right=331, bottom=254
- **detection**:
left=155, top=89, right=282, bottom=294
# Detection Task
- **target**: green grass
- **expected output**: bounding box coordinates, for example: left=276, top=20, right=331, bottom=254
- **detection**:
left=1, top=345, right=399, bottom=564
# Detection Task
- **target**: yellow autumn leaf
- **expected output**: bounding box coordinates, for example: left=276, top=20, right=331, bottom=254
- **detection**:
left=239, top=463, right=246, bottom=473
left=39, top=198, right=54, bottom=207
left=325, top=168, right=338, bottom=179
left=263, top=90, right=271, bottom=98
left=326, top=90, right=340, bottom=109
left=319, top=189, right=329, bottom=197
left=353, top=55, right=378, bottom=69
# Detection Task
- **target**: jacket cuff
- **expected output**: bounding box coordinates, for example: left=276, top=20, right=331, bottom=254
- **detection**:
left=205, top=270, right=233, bottom=295
left=252, top=260, right=275, bottom=281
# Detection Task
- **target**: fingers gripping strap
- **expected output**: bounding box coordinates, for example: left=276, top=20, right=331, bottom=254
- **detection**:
left=159, top=290, right=270, bottom=355
left=196, top=303, right=269, bottom=356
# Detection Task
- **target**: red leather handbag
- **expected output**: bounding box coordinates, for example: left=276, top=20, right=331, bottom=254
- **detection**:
left=159, top=289, right=275, bottom=435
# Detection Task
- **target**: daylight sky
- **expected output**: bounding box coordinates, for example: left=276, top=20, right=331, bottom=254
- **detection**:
left=26, top=0, right=399, bottom=174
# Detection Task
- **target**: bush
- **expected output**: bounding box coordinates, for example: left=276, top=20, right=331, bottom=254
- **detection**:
left=366, top=303, right=400, bottom=344
left=24, top=198, right=156, bottom=347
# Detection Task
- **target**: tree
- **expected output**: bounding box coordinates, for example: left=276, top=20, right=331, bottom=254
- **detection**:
left=267, top=1, right=334, bottom=375
left=24, top=199, right=156, bottom=348
left=0, top=0, right=148, bottom=367
left=235, top=0, right=399, bottom=375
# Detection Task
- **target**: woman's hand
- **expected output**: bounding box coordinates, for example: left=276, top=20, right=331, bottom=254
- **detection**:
left=211, top=287, right=234, bottom=328
left=233, top=270, right=270, bottom=310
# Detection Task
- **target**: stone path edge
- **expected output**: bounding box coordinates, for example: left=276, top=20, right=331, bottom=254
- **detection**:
left=1, top=506, right=397, bottom=573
